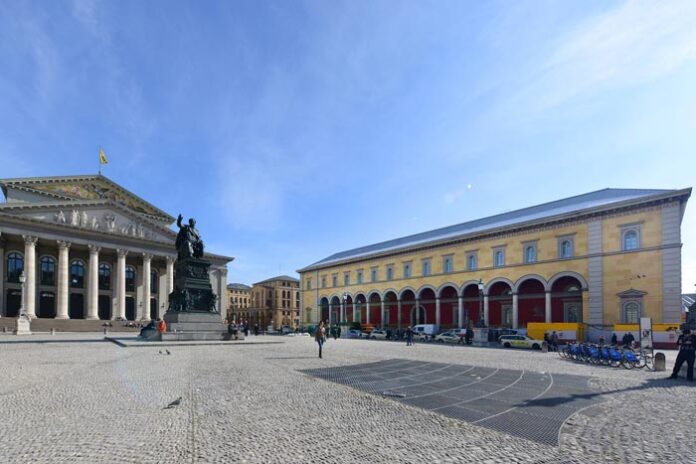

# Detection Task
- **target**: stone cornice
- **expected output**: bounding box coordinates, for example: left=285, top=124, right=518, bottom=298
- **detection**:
left=298, top=191, right=691, bottom=274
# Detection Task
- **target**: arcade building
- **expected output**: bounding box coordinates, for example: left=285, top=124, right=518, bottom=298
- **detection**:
left=0, top=175, right=232, bottom=323
left=299, top=188, right=690, bottom=337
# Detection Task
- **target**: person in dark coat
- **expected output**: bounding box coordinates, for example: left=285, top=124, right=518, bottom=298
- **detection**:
left=669, top=329, right=696, bottom=381
left=406, top=326, right=414, bottom=346
left=315, top=321, right=326, bottom=358
left=465, top=327, right=473, bottom=345
left=611, top=333, right=617, bottom=346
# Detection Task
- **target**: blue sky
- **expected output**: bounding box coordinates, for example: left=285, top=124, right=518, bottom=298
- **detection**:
left=1, top=1, right=695, bottom=290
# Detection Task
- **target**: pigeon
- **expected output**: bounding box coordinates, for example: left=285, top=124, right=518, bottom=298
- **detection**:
left=165, top=397, right=182, bottom=409
left=165, top=349, right=171, bottom=355
left=159, top=350, right=162, bottom=355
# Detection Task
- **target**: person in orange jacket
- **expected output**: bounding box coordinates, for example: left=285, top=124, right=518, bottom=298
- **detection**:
left=157, top=318, right=167, bottom=334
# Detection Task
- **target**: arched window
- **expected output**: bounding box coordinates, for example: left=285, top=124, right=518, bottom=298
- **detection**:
left=494, top=250, right=504, bottom=267
left=150, top=270, right=158, bottom=293
left=70, top=260, right=85, bottom=288
left=126, top=266, right=136, bottom=292
left=40, top=256, right=56, bottom=285
left=99, top=263, right=111, bottom=290
left=623, top=230, right=639, bottom=251
left=525, top=246, right=536, bottom=263
left=623, top=301, right=640, bottom=324
left=560, top=240, right=572, bottom=258
left=6, top=252, right=23, bottom=283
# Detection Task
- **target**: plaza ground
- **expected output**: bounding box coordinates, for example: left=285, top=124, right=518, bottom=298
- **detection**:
left=0, top=334, right=693, bottom=463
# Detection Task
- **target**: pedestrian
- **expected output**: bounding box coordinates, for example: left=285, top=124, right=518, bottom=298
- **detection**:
left=466, top=326, right=473, bottom=345
left=551, top=331, right=559, bottom=352
left=157, top=318, right=167, bottom=334
left=333, top=326, right=338, bottom=340
left=669, top=329, right=696, bottom=381
left=406, top=326, right=414, bottom=346
left=611, top=332, right=617, bottom=346
left=598, top=335, right=606, bottom=345
left=254, top=323, right=259, bottom=336
left=622, top=332, right=635, bottom=348
left=243, top=321, right=249, bottom=337
left=315, top=321, right=326, bottom=358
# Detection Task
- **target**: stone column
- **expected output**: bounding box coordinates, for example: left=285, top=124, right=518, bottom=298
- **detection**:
left=353, top=303, right=358, bottom=323
left=435, top=297, right=441, bottom=327
left=340, top=300, right=345, bottom=323
left=116, top=249, right=128, bottom=320
left=87, top=245, right=101, bottom=320
left=545, top=291, right=552, bottom=323
left=366, top=301, right=371, bottom=324
left=381, top=300, right=386, bottom=326
left=457, top=296, right=464, bottom=329
left=56, top=241, right=71, bottom=319
left=22, top=235, right=38, bottom=318
left=166, top=255, right=175, bottom=294
left=141, top=253, right=152, bottom=320
left=328, top=303, right=333, bottom=325
left=397, top=300, right=402, bottom=329
left=483, top=295, right=489, bottom=326
left=415, top=298, right=420, bottom=324
left=512, top=293, right=519, bottom=329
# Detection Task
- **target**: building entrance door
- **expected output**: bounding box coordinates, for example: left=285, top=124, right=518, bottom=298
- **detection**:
left=5, top=290, right=21, bottom=317
left=38, top=292, right=56, bottom=318
left=69, top=293, right=84, bottom=319
left=125, top=297, right=135, bottom=321
left=98, top=295, right=111, bottom=320
left=150, top=298, right=158, bottom=320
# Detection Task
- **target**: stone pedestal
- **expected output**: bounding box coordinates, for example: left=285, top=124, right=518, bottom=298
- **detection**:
left=161, top=312, right=226, bottom=341
left=14, top=315, right=31, bottom=335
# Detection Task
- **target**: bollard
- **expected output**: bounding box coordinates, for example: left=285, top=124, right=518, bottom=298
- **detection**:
left=51, top=328, right=56, bottom=336
left=103, top=328, right=108, bottom=336
left=2, top=326, right=6, bottom=333
left=654, top=352, right=666, bottom=371
left=541, top=341, right=549, bottom=353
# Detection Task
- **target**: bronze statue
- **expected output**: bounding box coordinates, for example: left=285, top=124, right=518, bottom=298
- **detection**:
left=175, top=214, right=204, bottom=259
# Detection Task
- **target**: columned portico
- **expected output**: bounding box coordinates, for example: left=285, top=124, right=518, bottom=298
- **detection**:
left=87, top=245, right=101, bottom=320
left=56, top=241, right=71, bottom=319
left=141, top=253, right=152, bottom=320
left=22, top=235, right=38, bottom=318
left=116, top=249, right=128, bottom=320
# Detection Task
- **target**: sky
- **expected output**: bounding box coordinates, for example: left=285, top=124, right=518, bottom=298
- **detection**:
left=1, top=0, right=695, bottom=290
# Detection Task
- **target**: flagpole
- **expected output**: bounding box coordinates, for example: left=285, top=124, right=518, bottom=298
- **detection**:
left=98, top=147, right=101, bottom=176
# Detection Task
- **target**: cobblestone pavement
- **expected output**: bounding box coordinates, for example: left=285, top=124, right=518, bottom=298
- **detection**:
left=0, top=334, right=693, bottom=463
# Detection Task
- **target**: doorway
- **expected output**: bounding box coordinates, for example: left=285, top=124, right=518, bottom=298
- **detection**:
left=98, top=295, right=111, bottom=320
left=69, top=293, right=84, bottom=319
left=5, top=290, right=21, bottom=317
left=38, top=292, right=56, bottom=318
left=150, top=298, right=158, bottom=320
left=125, top=297, right=135, bottom=321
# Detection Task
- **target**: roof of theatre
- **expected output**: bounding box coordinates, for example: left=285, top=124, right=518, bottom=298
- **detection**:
left=300, top=188, right=691, bottom=272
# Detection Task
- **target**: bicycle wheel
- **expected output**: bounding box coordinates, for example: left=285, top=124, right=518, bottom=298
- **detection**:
left=622, top=358, right=638, bottom=369
left=645, top=355, right=654, bottom=370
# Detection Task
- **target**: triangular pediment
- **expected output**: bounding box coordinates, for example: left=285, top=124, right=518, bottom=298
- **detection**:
left=0, top=175, right=174, bottom=223
left=0, top=201, right=175, bottom=244
left=617, top=288, right=648, bottom=298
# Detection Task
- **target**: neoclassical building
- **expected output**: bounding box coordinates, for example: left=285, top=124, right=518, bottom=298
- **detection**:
left=249, top=275, right=300, bottom=329
left=0, top=175, right=232, bottom=322
left=227, top=283, right=252, bottom=322
left=299, top=188, right=690, bottom=336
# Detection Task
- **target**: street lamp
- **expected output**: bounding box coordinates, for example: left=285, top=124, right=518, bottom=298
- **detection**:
left=477, top=279, right=485, bottom=328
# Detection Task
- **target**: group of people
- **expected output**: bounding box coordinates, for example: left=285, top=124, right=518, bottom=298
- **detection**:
left=226, top=320, right=260, bottom=338
left=138, top=318, right=167, bottom=337
left=544, top=331, right=560, bottom=351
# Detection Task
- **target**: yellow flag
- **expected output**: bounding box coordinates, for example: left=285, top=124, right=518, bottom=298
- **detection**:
left=99, top=148, right=108, bottom=165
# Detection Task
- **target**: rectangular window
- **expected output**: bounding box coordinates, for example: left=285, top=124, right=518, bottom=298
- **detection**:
left=332, top=274, right=338, bottom=287
left=403, top=262, right=412, bottom=278
left=344, top=272, right=350, bottom=286
left=386, top=265, right=394, bottom=281
left=421, top=259, right=431, bottom=276
left=306, top=279, right=311, bottom=290
left=370, top=267, right=378, bottom=282
left=443, top=255, right=453, bottom=273
left=357, top=270, right=363, bottom=284
left=557, top=235, right=575, bottom=259
left=466, top=252, right=478, bottom=271
left=321, top=276, right=327, bottom=288
left=522, top=241, right=538, bottom=264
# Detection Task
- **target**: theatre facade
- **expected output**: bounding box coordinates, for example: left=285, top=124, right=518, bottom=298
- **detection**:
left=298, top=188, right=690, bottom=334
left=0, top=175, right=231, bottom=322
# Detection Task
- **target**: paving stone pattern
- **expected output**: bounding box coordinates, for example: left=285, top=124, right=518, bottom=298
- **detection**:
left=0, top=334, right=694, bottom=463
left=303, top=359, right=602, bottom=445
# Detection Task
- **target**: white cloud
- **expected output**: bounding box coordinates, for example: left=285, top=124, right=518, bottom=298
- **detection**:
left=524, top=1, right=696, bottom=110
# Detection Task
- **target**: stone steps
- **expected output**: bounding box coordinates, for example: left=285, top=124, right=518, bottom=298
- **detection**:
left=0, top=317, right=140, bottom=333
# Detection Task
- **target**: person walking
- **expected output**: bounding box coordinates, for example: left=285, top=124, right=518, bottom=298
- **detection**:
left=315, top=322, right=326, bottom=358
left=551, top=331, right=559, bottom=352
left=406, top=326, right=413, bottom=346
left=669, top=328, right=696, bottom=381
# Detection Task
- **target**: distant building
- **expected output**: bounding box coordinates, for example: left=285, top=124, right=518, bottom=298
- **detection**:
left=0, top=174, right=232, bottom=322
left=249, top=275, right=300, bottom=330
left=298, top=188, right=690, bottom=335
left=227, top=283, right=251, bottom=322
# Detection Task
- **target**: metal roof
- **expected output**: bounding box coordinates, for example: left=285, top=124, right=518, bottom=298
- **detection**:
left=253, top=275, right=300, bottom=286
left=300, top=188, right=690, bottom=272
left=227, top=283, right=252, bottom=290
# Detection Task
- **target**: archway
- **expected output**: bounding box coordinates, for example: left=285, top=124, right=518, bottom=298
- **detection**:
left=354, top=294, right=367, bottom=325
left=517, top=278, right=546, bottom=327
left=439, top=285, right=458, bottom=328
left=488, top=281, right=513, bottom=327
left=399, top=289, right=416, bottom=328
left=411, top=305, right=426, bottom=325
left=551, top=276, right=583, bottom=323
left=462, top=283, right=482, bottom=326
left=383, top=291, right=398, bottom=327
left=344, top=295, right=354, bottom=325
left=418, top=288, right=436, bottom=326
left=319, top=297, right=330, bottom=324
left=368, top=293, right=381, bottom=326
left=330, top=296, right=340, bottom=324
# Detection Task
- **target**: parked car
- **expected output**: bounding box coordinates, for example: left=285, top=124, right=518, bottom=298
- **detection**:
left=369, top=329, right=388, bottom=340
left=434, top=331, right=461, bottom=344
left=412, top=324, right=439, bottom=337
left=412, top=331, right=430, bottom=342
left=347, top=329, right=362, bottom=339
left=280, top=325, right=294, bottom=334
left=498, top=335, right=544, bottom=350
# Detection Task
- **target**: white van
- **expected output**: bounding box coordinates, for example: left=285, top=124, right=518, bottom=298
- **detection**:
left=412, top=324, right=439, bottom=337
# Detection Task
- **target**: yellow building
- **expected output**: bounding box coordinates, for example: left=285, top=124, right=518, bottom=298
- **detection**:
left=298, top=188, right=690, bottom=339
left=226, top=283, right=251, bottom=322
left=249, top=275, right=300, bottom=330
